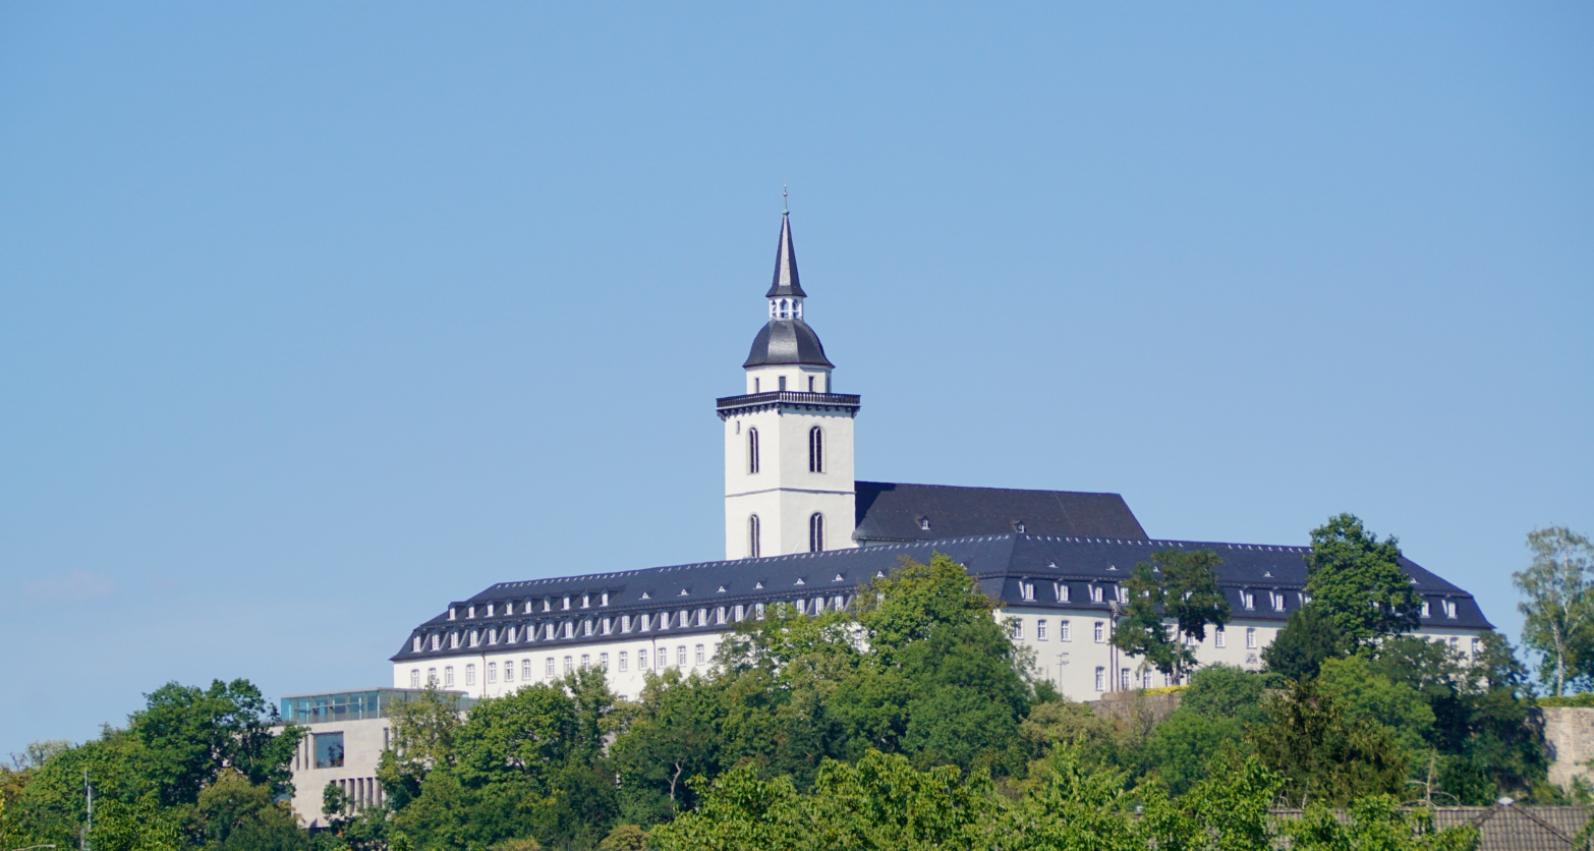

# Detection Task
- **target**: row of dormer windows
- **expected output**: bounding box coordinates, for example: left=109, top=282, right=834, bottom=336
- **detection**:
left=412, top=594, right=857, bottom=654
left=448, top=591, right=615, bottom=622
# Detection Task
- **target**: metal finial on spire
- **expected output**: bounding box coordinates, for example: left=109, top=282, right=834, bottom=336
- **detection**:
left=766, top=198, right=806, bottom=299
left=782, top=184, right=789, bottom=215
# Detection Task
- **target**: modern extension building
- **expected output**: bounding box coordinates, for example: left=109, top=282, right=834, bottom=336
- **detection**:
left=391, top=208, right=1493, bottom=703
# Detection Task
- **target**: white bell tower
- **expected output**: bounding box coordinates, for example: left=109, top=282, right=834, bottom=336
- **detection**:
left=717, top=202, right=860, bottom=559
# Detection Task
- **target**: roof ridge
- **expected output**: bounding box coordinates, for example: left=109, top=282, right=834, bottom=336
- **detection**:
left=856, top=479, right=1125, bottom=498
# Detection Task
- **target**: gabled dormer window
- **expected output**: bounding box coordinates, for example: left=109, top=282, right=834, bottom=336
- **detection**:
left=1055, top=582, right=1070, bottom=602
left=1091, top=585, right=1104, bottom=604
left=1421, top=601, right=1431, bottom=618
left=1014, top=520, right=1026, bottom=534
left=467, top=606, right=476, bottom=619
left=918, top=516, right=931, bottom=531
left=448, top=606, right=456, bottom=620
left=1020, top=581, right=1035, bottom=601
left=1443, top=599, right=1457, bottom=619
left=1241, top=591, right=1255, bottom=611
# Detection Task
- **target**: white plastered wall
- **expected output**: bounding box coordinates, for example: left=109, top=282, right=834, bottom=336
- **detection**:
left=723, top=401, right=856, bottom=559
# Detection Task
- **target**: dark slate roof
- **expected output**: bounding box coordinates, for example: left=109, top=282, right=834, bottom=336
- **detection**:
left=854, top=481, right=1148, bottom=543
left=765, top=211, right=806, bottom=299
left=392, top=533, right=1492, bottom=662
left=1434, top=805, right=1594, bottom=850
left=743, top=319, right=834, bottom=368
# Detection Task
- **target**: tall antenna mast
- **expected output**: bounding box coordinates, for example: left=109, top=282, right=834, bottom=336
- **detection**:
left=81, top=768, right=92, bottom=851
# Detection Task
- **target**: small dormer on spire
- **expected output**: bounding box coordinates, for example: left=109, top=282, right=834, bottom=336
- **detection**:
left=766, top=192, right=807, bottom=319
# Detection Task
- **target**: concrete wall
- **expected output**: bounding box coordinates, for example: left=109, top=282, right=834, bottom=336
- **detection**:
left=1542, top=705, right=1594, bottom=791
left=285, top=716, right=390, bottom=828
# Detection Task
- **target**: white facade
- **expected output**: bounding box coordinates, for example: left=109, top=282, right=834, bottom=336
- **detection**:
left=722, top=403, right=856, bottom=559
left=392, top=608, right=1489, bottom=704
left=396, top=632, right=728, bottom=703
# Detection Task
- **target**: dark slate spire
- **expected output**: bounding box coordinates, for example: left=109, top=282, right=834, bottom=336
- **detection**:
left=765, top=201, right=807, bottom=299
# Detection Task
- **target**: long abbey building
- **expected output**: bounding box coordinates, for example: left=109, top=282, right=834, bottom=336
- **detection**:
left=391, top=209, right=1492, bottom=701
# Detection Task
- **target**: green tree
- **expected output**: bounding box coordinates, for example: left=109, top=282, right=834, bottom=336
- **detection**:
left=1304, top=514, right=1421, bottom=647
left=610, top=670, right=726, bottom=822
left=1283, top=795, right=1479, bottom=851
left=1263, top=604, right=1348, bottom=680
left=391, top=672, right=618, bottom=850
left=1112, top=549, right=1230, bottom=680
left=11, top=680, right=300, bottom=851
left=187, top=769, right=306, bottom=850
left=1512, top=526, right=1594, bottom=696
left=1367, top=634, right=1548, bottom=804
left=1254, top=675, right=1412, bottom=806
left=1137, top=666, right=1268, bottom=794
left=375, top=683, right=467, bottom=811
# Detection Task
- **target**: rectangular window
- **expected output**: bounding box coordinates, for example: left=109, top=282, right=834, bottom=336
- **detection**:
left=1036, top=619, right=1048, bottom=641
left=697, top=608, right=708, bottom=626
left=1142, top=670, right=1152, bottom=690
left=695, top=644, right=705, bottom=665
left=313, top=732, right=345, bottom=769
left=427, top=667, right=437, bottom=685
left=638, top=649, right=648, bottom=670
left=1091, top=586, right=1104, bottom=603
left=1094, top=667, right=1105, bottom=692
left=1470, top=637, right=1480, bottom=656
left=640, top=614, right=651, bottom=631
left=1059, top=620, right=1071, bottom=642
left=1421, top=601, right=1431, bottom=618
left=580, top=654, right=590, bottom=670
left=1093, top=621, right=1105, bottom=643
left=1242, top=591, right=1255, bottom=611
left=1009, top=619, right=1022, bottom=640
left=522, top=659, right=531, bottom=680
left=444, top=666, right=455, bottom=688
left=1245, top=627, right=1257, bottom=649
left=502, top=659, right=513, bottom=682
left=734, top=604, right=745, bottom=621
left=599, top=652, right=609, bottom=670
left=545, top=658, right=555, bottom=678
left=779, top=375, right=787, bottom=390
left=485, top=663, right=495, bottom=684
left=1120, top=668, right=1130, bottom=690
left=622, top=615, right=632, bottom=633
left=1444, top=600, right=1457, bottom=619
left=1215, top=627, right=1226, bottom=648
left=677, top=646, right=687, bottom=667
left=409, top=669, right=420, bottom=689
left=1056, top=582, right=1069, bottom=602
left=656, top=649, right=666, bottom=670
left=619, top=651, right=629, bottom=672
left=563, top=655, right=573, bottom=674
left=1020, top=581, right=1035, bottom=601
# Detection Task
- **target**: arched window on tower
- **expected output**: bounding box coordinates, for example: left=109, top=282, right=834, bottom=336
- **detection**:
left=809, top=512, right=824, bottom=553
left=747, top=427, right=760, bottom=474
left=748, top=514, right=762, bottom=558
left=808, top=426, right=824, bottom=473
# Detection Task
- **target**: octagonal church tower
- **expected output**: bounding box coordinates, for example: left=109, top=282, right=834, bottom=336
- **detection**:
left=716, top=207, right=861, bottom=559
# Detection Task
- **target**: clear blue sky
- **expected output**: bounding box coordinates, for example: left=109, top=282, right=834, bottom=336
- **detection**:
left=2, top=3, right=1590, bottom=754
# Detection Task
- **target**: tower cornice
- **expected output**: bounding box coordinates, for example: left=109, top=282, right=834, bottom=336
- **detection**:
left=715, top=390, right=861, bottom=420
